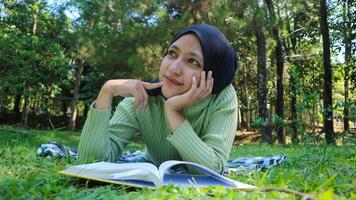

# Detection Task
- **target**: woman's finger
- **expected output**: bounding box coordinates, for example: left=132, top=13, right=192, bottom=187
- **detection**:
left=193, top=71, right=205, bottom=99
left=201, top=72, right=213, bottom=98
left=199, top=71, right=206, bottom=90
left=191, top=75, right=202, bottom=99
left=205, top=71, right=213, bottom=93
left=137, top=85, right=145, bottom=110
left=131, top=95, right=140, bottom=111
left=209, top=78, right=214, bottom=93
left=143, top=81, right=163, bottom=90
left=132, top=86, right=143, bottom=110
left=140, top=85, right=148, bottom=111
left=187, top=76, right=198, bottom=97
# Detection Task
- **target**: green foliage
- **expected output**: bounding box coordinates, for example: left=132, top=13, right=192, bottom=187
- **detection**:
left=252, top=117, right=269, bottom=127
left=0, top=126, right=354, bottom=199
left=0, top=0, right=355, bottom=141
left=0, top=0, right=71, bottom=114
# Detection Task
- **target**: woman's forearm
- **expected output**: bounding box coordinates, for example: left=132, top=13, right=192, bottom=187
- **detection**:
left=95, top=84, right=114, bottom=109
left=164, top=104, right=185, bottom=132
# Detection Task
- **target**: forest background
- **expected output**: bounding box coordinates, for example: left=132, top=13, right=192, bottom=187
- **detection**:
left=0, top=0, right=355, bottom=145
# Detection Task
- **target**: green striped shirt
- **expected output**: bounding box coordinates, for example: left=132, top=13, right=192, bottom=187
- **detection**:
left=78, top=84, right=237, bottom=173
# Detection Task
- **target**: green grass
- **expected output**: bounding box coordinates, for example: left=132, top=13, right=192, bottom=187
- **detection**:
left=0, top=125, right=355, bottom=200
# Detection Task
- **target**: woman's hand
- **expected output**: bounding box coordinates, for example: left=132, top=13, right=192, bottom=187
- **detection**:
left=165, top=71, right=213, bottom=111
left=95, top=79, right=163, bottom=110
left=164, top=71, right=213, bottom=132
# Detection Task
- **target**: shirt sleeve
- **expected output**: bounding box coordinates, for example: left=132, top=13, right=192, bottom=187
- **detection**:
left=166, top=88, right=237, bottom=173
left=78, top=97, right=139, bottom=163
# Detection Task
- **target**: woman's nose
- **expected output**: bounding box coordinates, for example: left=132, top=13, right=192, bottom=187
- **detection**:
left=168, top=59, right=182, bottom=75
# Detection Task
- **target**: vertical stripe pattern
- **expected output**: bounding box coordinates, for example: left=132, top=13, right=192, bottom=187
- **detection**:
left=78, top=85, right=237, bottom=173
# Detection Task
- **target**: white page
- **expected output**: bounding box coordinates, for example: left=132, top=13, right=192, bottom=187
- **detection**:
left=63, top=162, right=163, bottom=186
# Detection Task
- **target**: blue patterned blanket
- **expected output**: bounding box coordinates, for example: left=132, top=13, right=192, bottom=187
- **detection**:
left=37, top=141, right=287, bottom=175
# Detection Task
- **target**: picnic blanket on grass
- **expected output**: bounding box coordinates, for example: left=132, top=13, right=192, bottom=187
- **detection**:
left=37, top=141, right=287, bottom=175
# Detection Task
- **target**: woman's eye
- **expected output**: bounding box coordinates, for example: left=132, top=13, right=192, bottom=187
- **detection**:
left=188, top=58, right=200, bottom=66
left=167, top=50, right=177, bottom=57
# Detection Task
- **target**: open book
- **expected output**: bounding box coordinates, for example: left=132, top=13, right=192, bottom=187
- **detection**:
left=59, top=160, right=255, bottom=188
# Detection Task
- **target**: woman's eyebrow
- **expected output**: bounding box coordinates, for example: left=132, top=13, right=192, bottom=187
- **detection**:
left=170, top=45, right=180, bottom=52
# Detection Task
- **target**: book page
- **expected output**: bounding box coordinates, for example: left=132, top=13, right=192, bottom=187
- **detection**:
left=62, top=162, right=163, bottom=187
left=158, top=160, right=255, bottom=188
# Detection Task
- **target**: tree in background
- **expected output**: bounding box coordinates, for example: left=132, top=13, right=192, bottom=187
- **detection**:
left=0, top=0, right=355, bottom=144
left=319, top=0, right=335, bottom=144
left=253, top=3, right=272, bottom=143
left=265, top=0, right=285, bottom=144
left=0, top=0, right=69, bottom=126
left=341, top=0, right=351, bottom=135
left=330, top=0, right=355, bottom=135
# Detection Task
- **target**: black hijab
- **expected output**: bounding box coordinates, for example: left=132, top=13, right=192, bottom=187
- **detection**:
left=147, top=24, right=237, bottom=96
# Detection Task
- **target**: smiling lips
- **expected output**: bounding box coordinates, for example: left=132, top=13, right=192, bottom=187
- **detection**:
left=164, top=75, right=183, bottom=86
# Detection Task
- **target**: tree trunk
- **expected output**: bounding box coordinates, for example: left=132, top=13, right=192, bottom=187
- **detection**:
left=22, top=96, right=29, bottom=126
left=240, top=103, right=251, bottom=130
left=84, top=103, right=89, bottom=120
left=254, top=19, right=272, bottom=143
left=68, top=61, right=85, bottom=131
left=343, top=0, right=352, bottom=134
left=236, top=96, right=241, bottom=130
left=240, top=109, right=246, bottom=129
left=290, top=71, right=298, bottom=143
left=269, top=99, right=274, bottom=122
left=265, top=0, right=285, bottom=144
left=312, top=102, right=316, bottom=134
left=61, top=100, right=68, bottom=125
left=240, top=62, right=251, bottom=130
left=286, top=13, right=299, bottom=144
left=319, top=0, right=335, bottom=144
left=246, top=104, right=252, bottom=130
left=13, top=95, right=21, bottom=113
left=21, top=2, right=38, bottom=127
left=247, top=106, right=252, bottom=130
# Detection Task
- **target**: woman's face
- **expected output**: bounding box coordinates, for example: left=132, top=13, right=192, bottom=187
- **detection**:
left=159, top=33, right=204, bottom=98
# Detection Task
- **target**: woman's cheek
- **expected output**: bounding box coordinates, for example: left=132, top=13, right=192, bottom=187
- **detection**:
left=159, top=57, right=169, bottom=72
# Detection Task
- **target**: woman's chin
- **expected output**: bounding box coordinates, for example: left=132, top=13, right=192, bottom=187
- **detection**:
left=161, top=86, right=180, bottom=99
left=162, top=89, right=173, bottom=98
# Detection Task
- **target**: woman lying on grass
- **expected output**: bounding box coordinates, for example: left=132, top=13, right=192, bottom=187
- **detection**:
left=78, top=24, right=238, bottom=174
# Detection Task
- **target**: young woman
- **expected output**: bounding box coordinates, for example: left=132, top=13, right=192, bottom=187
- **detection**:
left=78, top=24, right=237, bottom=174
